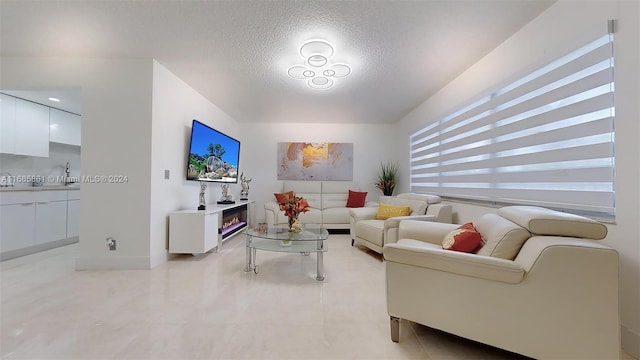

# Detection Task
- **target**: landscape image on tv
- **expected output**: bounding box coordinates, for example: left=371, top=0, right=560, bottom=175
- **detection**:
left=186, top=120, right=240, bottom=183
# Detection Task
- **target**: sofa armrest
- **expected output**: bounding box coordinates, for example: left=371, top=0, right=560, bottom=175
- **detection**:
left=349, top=206, right=378, bottom=222
left=426, top=203, right=453, bottom=223
left=384, top=215, right=436, bottom=244
left=383, top=242, right=525, bottom=284
left=514, top=235, right=619, bottom=273
left=264, top=202, right=281, bottom=226
left=397, top=220, right=458, bottom=246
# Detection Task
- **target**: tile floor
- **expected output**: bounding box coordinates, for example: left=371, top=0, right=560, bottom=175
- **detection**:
left=0, top=234, right=633, bottom=359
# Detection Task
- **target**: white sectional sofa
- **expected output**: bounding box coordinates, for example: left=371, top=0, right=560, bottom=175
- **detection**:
left=264, top=181, right=376, bottom=230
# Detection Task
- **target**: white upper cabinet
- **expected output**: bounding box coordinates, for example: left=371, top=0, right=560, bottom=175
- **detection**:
left=1, top=94, right=60, bottom=157
left=0, top=93, right=17, bottom=153
left=49, top=108, right=81, bottom=146
left=10, top=98, right=50, bottom=157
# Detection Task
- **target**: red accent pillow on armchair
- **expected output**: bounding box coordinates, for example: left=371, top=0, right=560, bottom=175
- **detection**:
left=442, top=223, right=482, bottom=253
left=346, top=190, right=367, bottom=208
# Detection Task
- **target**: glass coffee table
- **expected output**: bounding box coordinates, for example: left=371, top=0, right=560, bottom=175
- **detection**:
left=244, top=225, right=329, bottom=281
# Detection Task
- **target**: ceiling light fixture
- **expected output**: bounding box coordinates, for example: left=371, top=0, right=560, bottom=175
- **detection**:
left=287, top=40, right=351, bottom=90
left=48, top=97, right=60, bottom=102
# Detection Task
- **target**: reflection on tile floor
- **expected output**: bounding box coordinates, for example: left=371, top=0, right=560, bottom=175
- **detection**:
left=1, top=234, right=634, bottom=359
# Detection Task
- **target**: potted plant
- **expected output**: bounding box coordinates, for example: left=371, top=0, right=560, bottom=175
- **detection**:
left=375, top=161, right=399, bottom=196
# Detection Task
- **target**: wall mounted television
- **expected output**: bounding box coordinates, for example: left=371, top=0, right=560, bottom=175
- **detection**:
left=186, top=119, right=240, bottom=183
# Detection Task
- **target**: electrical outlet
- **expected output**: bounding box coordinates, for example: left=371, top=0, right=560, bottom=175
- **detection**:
left=106, top=237, right=116, bottom=251
left=164, top=170, right=170, bottom=179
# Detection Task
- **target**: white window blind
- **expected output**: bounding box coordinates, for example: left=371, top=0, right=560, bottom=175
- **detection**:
left=410, top=30, right=615, bottom=218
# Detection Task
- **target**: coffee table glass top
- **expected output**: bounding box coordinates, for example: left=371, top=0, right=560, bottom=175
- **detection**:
left=244, top=225, right=329, bottom=253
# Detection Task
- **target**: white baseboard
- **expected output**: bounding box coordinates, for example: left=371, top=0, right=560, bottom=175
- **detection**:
left=622, top=325, right=640, bottom=359
left=1, top=237, right=78, bottom=261
left=75, top=255, right=151, bottom=270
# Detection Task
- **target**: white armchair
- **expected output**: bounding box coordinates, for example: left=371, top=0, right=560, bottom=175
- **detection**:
left=349, top=193, right=452, bottom=253
left=383, top=206, right=619, bottom=359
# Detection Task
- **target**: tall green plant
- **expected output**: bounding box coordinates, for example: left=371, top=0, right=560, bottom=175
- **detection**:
left=375, top=161, right=399, bottom=196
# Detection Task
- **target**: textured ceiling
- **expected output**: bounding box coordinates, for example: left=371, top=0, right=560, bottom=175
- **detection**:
left=0, top=1, right=554, bottom=124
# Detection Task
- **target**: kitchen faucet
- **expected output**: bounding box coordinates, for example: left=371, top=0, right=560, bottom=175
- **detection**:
left=64, top=162, right=72, bottom=185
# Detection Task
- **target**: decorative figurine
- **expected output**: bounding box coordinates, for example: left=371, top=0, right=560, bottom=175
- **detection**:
left=198, top=182, right=207, bottom=210
left=240, top=172, right=252, bottom=200
left=218, top=183, right=234, bottom=204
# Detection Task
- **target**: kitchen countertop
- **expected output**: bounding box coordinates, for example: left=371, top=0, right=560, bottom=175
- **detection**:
left=0, top=185, right=80, bottom=192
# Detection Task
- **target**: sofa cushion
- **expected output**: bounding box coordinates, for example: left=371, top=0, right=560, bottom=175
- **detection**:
left=323, top=207, right=350, bottom=224
left=297, top=209, right=322, bottom=224
left=475, top=213, right=531, bottom=260
left=375, top=203, right=411, bottom=220
left=322, top=192, right=349, bottom=210
left=498, top=206, right=607, bottom=240
left=384, top=197, right=428, bottom=215
left=320, top=181, right=359, bottom=209
left=346, top=190, right=367, bottom=208
left=274, top=191, right=294, bottom=204
left=283, top=181, right=322, bottom=209
left=355, top=219, right=385, bottom=247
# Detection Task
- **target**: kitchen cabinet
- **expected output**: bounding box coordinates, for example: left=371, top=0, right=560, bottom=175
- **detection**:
left=67, top=190, right=80, bottom=238
left=49, top=108, right=81, bottom=146
left=0, top=93, right=17, bottom=153
left=0, top=189, right=80, bottom=260
left=0, top=201, right=36, bottom=253
left=35, top=191, right=68, bottom=245
left=0, top=95, right=50, bottom=157
left=15, top=98, right=50, bottom=157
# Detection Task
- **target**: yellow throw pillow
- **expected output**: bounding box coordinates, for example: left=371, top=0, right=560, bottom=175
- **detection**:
left=375, top=203, right=411, bottom=220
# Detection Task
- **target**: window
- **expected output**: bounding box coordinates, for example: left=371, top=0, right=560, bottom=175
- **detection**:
left=410, top=29, right=615, bottom=219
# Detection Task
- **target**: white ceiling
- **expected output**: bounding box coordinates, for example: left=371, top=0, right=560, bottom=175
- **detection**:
left=0, top=1, right=554, bottom=123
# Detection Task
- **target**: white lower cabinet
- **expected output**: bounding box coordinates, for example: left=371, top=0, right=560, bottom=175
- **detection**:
left=0, top=189, right=80, bottom=260
left=35, top=199, right=68, bottom=245
left=0, top=202, right=36, bottom=252
left=67, top=190, right=80, bottom=238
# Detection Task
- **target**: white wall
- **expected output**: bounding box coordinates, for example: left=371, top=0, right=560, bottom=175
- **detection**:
left=0, top=57, right=155, bottom=270
left=395, top=1, right=640, bottom=356
left=150, top=61, right=241, bottom=266
left=238, top=122, right=397, bottom=223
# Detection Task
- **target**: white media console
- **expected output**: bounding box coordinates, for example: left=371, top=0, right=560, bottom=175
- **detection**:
left=169, top=200, right=254, bottom=254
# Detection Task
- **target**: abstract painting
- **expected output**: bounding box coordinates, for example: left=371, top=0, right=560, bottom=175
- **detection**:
left=277, top=142, right=353, bottom=180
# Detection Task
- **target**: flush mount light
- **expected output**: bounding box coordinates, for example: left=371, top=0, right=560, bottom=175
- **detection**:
left=48, top=97, right=60, bottom=102
left=287, top=39, right=351, bottom=90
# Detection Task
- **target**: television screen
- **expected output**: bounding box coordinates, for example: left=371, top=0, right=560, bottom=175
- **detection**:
left=186, top=119, right=240, bottom=183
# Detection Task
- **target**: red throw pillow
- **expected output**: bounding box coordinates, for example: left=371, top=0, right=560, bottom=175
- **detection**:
left=458, top=222, right=476, bottom=231
left=442, top=228, right=482, bottom=253
left=346, top=190, right=367, bottom=208
left=274, top=191, right=294, bottom=205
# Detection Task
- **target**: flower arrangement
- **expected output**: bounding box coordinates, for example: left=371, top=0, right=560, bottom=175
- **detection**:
left=278, top=193, right=310, bottom=232
left=375, top=161, right=399, bottom=196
